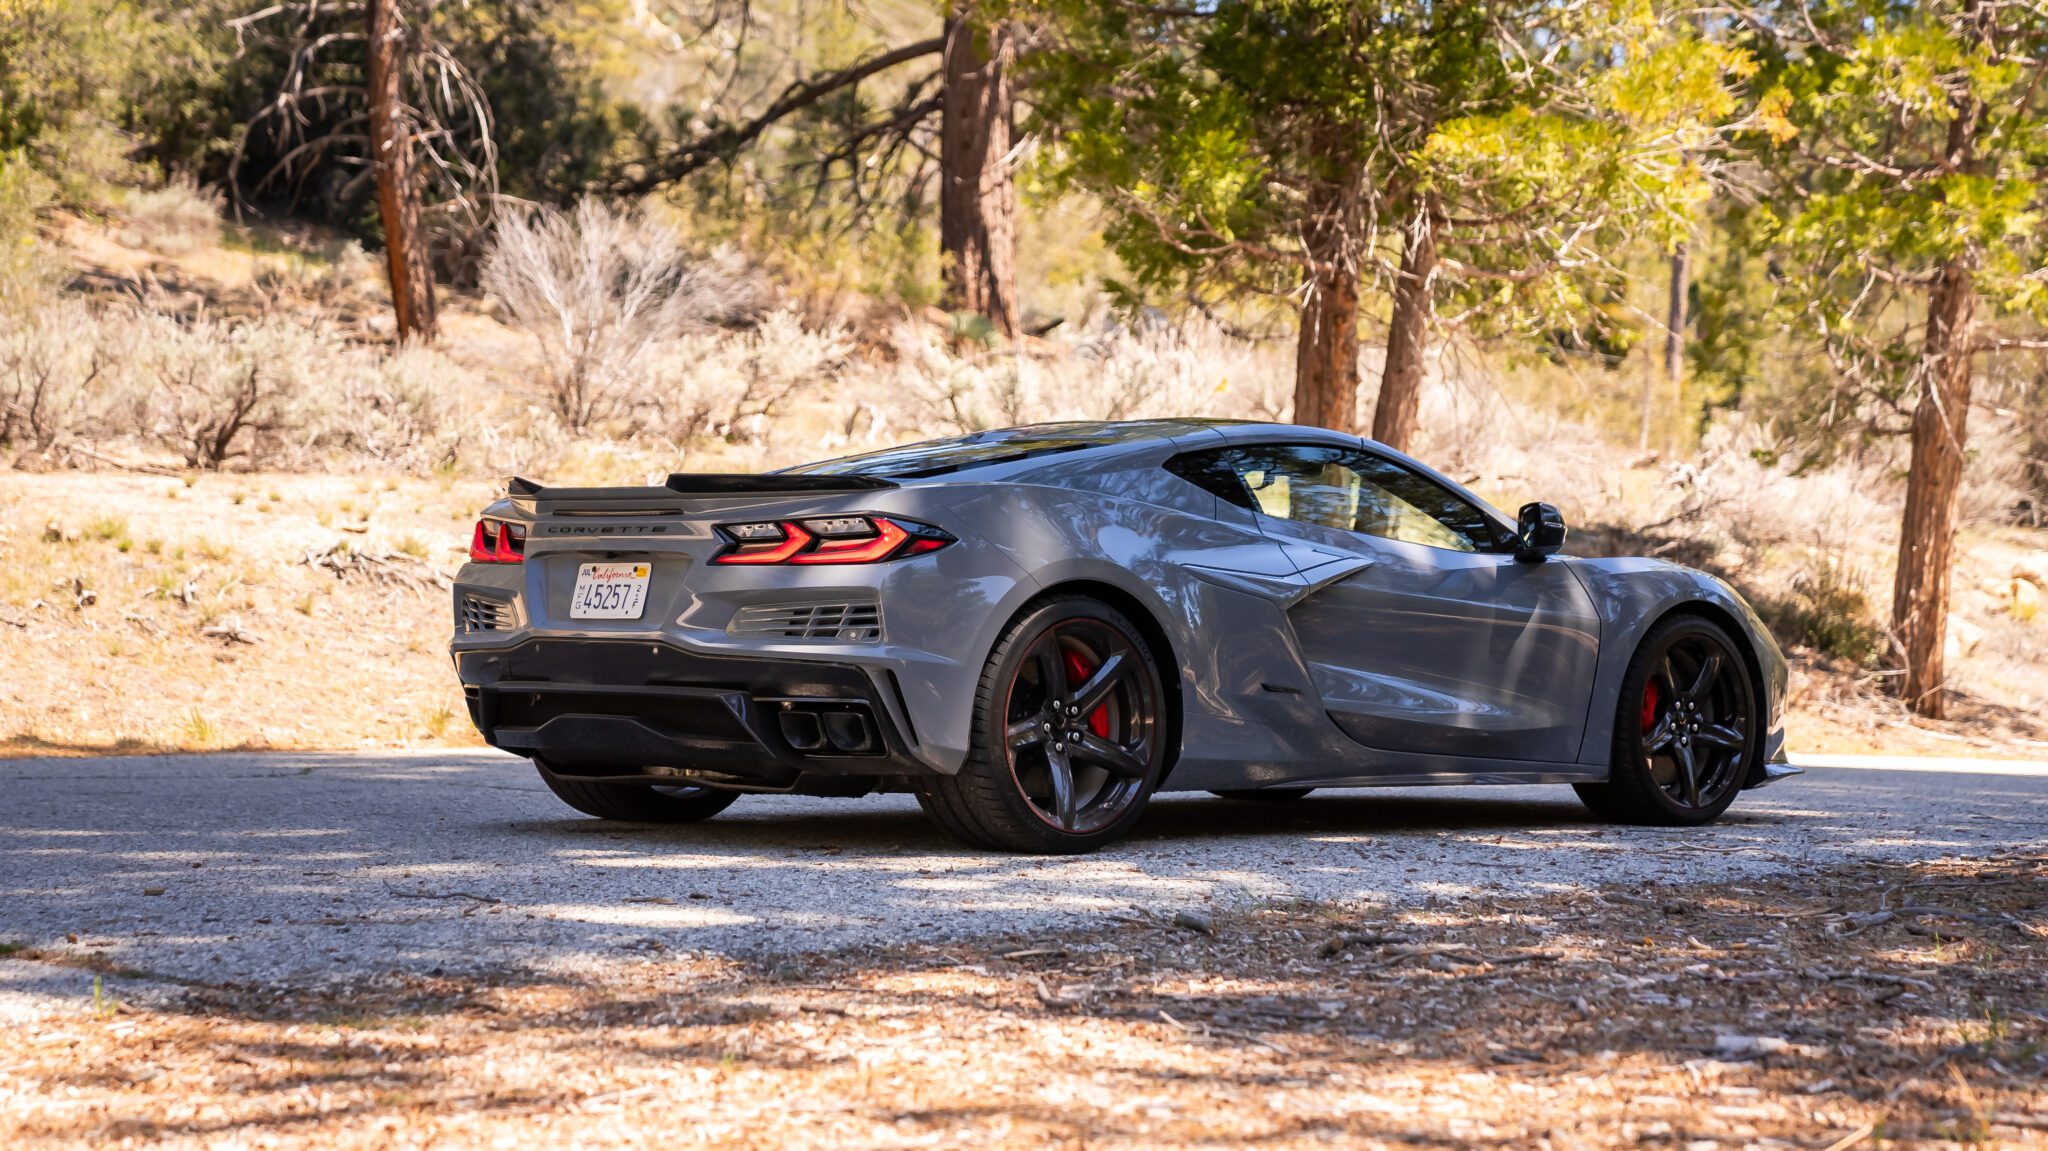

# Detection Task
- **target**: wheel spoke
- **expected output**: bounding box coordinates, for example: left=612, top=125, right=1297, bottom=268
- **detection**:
left=1696, top=722, right=1746, bottom=750
left=1045, top=748, right=1078, bottom=829
left=1674, top=741, right=1702, bottom=807
left=1070, top=651, right=1128, bottom=715
left=1657, top=654, right=1682, bottom=699
left=1006, top=717, right=1046, bottom=750
left=1032, top=636, right=1069, bottom=702
left=1643, top=713, right=1677, bottom=753
left=1071, top=731, right=1148, bottom=779
left=1686, top=651, right=1723, bottom=702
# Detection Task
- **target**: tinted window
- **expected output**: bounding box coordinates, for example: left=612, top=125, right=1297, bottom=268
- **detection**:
left=1168, top=445, right=1501, bottom=553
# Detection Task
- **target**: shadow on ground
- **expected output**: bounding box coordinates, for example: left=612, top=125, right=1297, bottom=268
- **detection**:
left=6, top=852, right=2043, bottom=1149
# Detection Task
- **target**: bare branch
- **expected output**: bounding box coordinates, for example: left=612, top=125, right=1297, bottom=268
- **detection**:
left=606, top=36, right=947, bottom=195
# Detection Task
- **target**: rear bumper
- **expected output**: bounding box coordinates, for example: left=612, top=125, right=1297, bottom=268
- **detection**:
left=455, top=638, right=937, bottom=790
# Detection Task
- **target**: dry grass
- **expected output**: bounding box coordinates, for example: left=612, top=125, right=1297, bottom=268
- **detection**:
left=0, top=473, right=488, bottom=755
left=3, top=855, right=2043, bottom=1148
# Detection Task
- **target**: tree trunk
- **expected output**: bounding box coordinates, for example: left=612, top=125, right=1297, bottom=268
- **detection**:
left=1288, top=150, right=1366, bottom=431
left=1292, top=261, right=1362, bottom=432
left=1891, top=257, right=1978, bottom=718
left=1664, top=241, right=1689, bottom=388
left=1370, top=206, right=1439, bottom=451
left=366, top=0, right=436, bottom=343
left=1658, top=239, right=1689, bottom=449
left=940, top=10, right=1018, bottom=340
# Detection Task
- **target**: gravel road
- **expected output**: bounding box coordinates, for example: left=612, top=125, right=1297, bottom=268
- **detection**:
left=2, top=750, right=2044, bottom=987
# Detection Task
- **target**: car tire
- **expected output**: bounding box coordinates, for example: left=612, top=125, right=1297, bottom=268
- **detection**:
left=1574, top=615, right=1760, bottom=827
left=1209, top=788, right=1315, bottom=801
left=917, top=595, right=1170, bottom=854
left=536, top=762, right=741, bottom=823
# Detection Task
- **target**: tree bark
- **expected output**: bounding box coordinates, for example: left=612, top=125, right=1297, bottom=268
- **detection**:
left=1370, top=205, right=1439, bottom=451
left=1664, top=241, right=1689, bottom=388
left=1891, top=257, right=1977, bottom=718
left=940, top=10, right=1018, bottom=339
left=366, top=0, right=436, bottom=342
left=1661, top=240, right=1690, bottom=447
left=1292, top=261, right=1362, bottom=432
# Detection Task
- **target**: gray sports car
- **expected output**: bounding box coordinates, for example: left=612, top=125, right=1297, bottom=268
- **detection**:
left=451, top=419, right=1797, bottom=853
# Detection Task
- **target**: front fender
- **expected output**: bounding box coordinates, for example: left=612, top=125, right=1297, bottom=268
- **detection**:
left=1567, top=557, right=1789, bottom=776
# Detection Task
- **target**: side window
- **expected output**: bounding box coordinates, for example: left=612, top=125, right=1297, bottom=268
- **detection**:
left=1344, top=452, right=1499, bottom=553
left=1166, top=445, right=1500, bottom=553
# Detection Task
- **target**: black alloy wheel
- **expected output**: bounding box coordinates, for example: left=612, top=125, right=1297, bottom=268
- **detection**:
left=1575, top=616, right=1758, bottom=826
left=917, top=597, right=1168, bottom=853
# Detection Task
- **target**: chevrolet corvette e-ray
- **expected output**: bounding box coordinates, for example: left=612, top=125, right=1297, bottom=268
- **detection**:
left=451, top=420, right=1796, bottom=853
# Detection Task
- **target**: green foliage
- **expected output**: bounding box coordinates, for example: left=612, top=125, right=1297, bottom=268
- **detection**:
left=0, top=0, right=235, bottom=197
left=1028, top=0, right=1755, bottom=345
left=1739, top=0, right=2048, bottom=451
left=1754, top=556, right=1887, bottom=665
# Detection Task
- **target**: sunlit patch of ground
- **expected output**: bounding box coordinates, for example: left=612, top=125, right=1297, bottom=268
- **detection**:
left=4, top=856, right=2043, bottom=1149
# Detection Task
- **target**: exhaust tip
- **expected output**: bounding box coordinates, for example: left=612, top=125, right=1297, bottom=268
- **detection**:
left=777, top=709, right=825, bottom=752
left=820, top=710, right=877, bottom=754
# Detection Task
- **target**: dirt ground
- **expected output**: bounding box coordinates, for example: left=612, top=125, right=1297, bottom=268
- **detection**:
left=3, top=854, right=2042, bottom=1149
left=0, top=471, right=492, bottom=754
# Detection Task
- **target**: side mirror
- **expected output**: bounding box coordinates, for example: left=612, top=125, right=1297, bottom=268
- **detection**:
left=1514, top=502, right=1567, bottom=562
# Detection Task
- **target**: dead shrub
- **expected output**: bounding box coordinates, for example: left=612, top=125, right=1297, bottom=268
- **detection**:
left=637, top=308, right=853, bottom=448
left=886, top=317, right=1290, bottom=435
left=481, top=198, right=761, bottom=433
left=0, top=301, right=111, bottom=451
left=111, top=178, right=222, bottom=256
left=147, top=316, right=312, bottom=470
left=314, top=343, right=461, bottom=473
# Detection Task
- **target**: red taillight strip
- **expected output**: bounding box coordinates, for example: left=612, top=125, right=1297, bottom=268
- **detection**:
left=715, top=521, right=814, bottom=564
left=469, top=519, right=525, bottom=564
left=712, top=515, right=950, bottom=565
left=790, top=518, right=909, bottom=565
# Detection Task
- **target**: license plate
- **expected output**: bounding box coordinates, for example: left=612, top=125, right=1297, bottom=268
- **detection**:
left=569, top=563, right=651, bottom=620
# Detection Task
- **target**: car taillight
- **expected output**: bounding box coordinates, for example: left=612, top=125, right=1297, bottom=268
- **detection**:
left=714, top=516, right=953, bottom=565
left=469, top=519, right=525, bottom=564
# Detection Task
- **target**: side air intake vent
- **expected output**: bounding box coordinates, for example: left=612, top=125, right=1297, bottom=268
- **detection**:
left=460, top=595, right=511, bottom=633
left=730, top=600, right=882, bottom=642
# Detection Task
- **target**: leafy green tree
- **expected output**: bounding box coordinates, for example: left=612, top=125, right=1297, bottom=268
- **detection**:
left=1742, top=0, right=2048, bottom=717
left=0, top=0, right=234, bottom=197
left=1029, top=0, right=1752, bottom=447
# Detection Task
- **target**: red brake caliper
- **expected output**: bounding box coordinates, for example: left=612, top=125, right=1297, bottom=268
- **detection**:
left=1640, top=678, right=1661, bottom=734
left=1062, top=650, right=1112, bottom=738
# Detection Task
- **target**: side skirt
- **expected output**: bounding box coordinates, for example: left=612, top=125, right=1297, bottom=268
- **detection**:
left=1268, top=767, right=1609, bottom=790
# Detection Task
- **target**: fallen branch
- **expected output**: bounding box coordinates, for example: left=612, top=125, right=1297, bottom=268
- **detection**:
left=201, top=614, right=261, bottom=645
left=1318, top=932, right=1414, bottom=957
left=300, top=543, right=451, bottom=592
left=383, top=886, right=502, bottom=904
left=59, top=443, right=185, bottom=477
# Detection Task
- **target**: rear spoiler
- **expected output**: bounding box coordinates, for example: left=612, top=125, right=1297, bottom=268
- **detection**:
left=504, top=473, right=897, bottom=504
